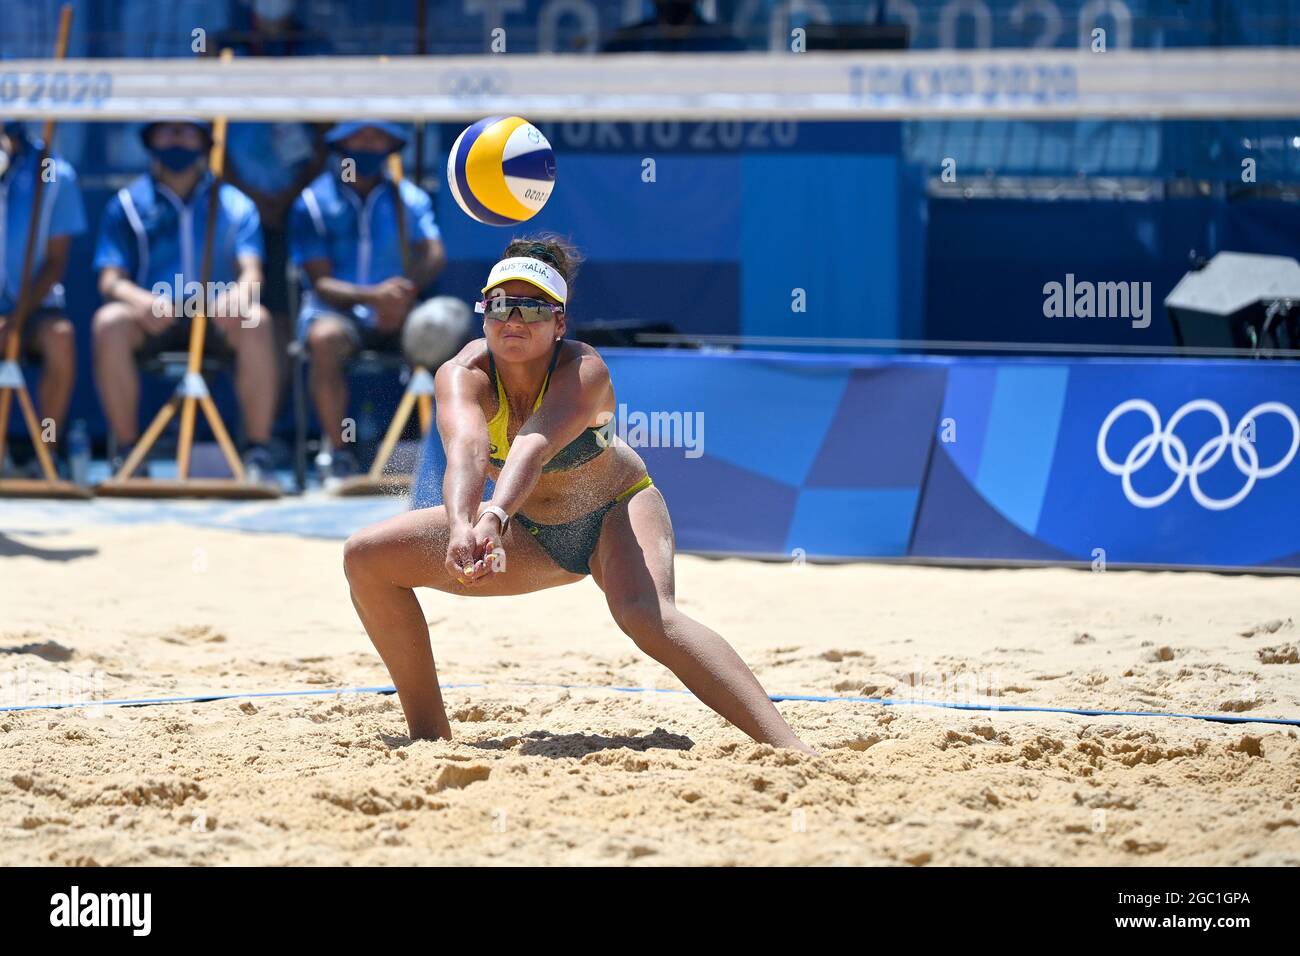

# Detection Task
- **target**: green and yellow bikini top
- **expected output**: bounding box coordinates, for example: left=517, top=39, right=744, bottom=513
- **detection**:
left=486, top=340, right=608, bottom=473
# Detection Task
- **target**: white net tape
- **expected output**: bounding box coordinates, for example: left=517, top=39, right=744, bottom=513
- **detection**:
left=2, top=49, right=1299, bottom=121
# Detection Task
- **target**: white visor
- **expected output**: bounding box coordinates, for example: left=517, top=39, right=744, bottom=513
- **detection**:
left=480, top=257, right=568, bottom=305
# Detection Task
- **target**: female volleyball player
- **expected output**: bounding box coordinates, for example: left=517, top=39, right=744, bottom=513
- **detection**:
left=343, top=236, right=816, bottom=755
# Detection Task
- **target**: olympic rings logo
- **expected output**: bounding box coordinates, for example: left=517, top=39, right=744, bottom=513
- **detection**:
left=442, top=72, right=507, bottom=98
left=1096, top=399, right=1300, bottom=510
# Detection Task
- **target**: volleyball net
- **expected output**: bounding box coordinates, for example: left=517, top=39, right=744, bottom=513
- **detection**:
left=3, top=48, right=1300, bottom=121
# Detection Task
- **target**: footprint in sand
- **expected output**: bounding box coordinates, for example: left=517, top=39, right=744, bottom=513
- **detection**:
left=0, top=640, right=74, bottom=662
left=1239, top=618, right=1293, bottom=638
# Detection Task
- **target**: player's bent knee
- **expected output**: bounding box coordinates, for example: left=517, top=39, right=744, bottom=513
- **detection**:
left=343, top=530, right=385, bottom=584
left=609, top=594, right=674, bottom=647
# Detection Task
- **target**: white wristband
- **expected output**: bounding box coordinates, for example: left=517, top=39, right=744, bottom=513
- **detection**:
left=478, top=503, right=510, bottom=534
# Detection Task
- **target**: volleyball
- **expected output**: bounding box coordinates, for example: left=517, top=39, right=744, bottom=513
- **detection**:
left=447, top=115, right=556, bottom=226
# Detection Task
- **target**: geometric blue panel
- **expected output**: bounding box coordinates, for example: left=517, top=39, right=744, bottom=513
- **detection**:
left=936, top=363, right=998, bottom=483
left=605, top=351, right=849, bottom=487
left=785, top=487, right=919, bottom=557
left=910, top=444, right=1077, bottom=562
left=973, top=365, right=1069, bottom=534
left=643, top=447, right=798, bottom=555
left=804, top=365, right=946, bottom=487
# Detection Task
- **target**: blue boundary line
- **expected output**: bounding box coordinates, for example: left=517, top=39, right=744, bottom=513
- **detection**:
left=2, top=680, right=1297, bottom=727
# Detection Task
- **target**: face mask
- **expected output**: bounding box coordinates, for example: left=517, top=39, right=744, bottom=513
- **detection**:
left=151, top=145, right=204, bottom=173
left=348, top=149, right=389, bottom=177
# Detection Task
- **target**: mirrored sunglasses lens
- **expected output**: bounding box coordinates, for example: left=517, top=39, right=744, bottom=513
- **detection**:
left=485, top=300, right=553, bottom=323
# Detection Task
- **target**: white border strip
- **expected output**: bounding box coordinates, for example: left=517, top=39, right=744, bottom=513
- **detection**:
left=1, top=49, right=1298, bottom=120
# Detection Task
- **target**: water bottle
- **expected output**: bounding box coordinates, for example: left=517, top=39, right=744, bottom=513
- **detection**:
left=68, top=419, right=90, bottom=486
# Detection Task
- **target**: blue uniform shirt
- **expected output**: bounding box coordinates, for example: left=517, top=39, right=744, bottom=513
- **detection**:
left=0, top=144, right=87, bottom=314
left=93, top=173, right=263, bottom=292
left=289, top=169, right=440, bottom=337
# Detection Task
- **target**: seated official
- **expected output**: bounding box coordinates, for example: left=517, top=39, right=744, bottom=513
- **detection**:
left=0, top=119, right=86, bottom=476
left=289, top=120, right=445, bottom=480
left=92, top=119, right=279, bottom=480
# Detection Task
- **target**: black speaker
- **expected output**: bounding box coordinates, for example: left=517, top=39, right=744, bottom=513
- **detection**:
left=1164, top=251, right=1300, bottom=353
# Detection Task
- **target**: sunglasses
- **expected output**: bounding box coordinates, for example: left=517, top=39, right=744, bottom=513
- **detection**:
left=475, top=295, right=564, bottom=324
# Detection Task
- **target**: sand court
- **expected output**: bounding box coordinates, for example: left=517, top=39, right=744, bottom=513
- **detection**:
left=3, top=522, right=1297, bottom=866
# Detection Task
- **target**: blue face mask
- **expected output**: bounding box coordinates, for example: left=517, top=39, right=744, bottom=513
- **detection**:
left=348, top=149, right=389, bottom=177
left=151, top=145, right=204, bottom=173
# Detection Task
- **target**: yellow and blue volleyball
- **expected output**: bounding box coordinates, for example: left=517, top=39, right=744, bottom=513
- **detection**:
left=447, top=116, right=556, bottom=226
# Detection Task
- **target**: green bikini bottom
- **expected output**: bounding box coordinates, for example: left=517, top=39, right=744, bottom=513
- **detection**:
left=513, top=474, right=655, bottom=576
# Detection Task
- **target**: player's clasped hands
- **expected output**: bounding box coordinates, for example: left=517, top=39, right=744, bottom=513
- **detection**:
left=446, top=517, right=504, bottom=587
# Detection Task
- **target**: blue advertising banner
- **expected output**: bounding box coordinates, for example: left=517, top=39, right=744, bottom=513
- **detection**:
left=912, top=357, right=1300, bottom=569
left=412, top=350, right=1300, bottom=570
